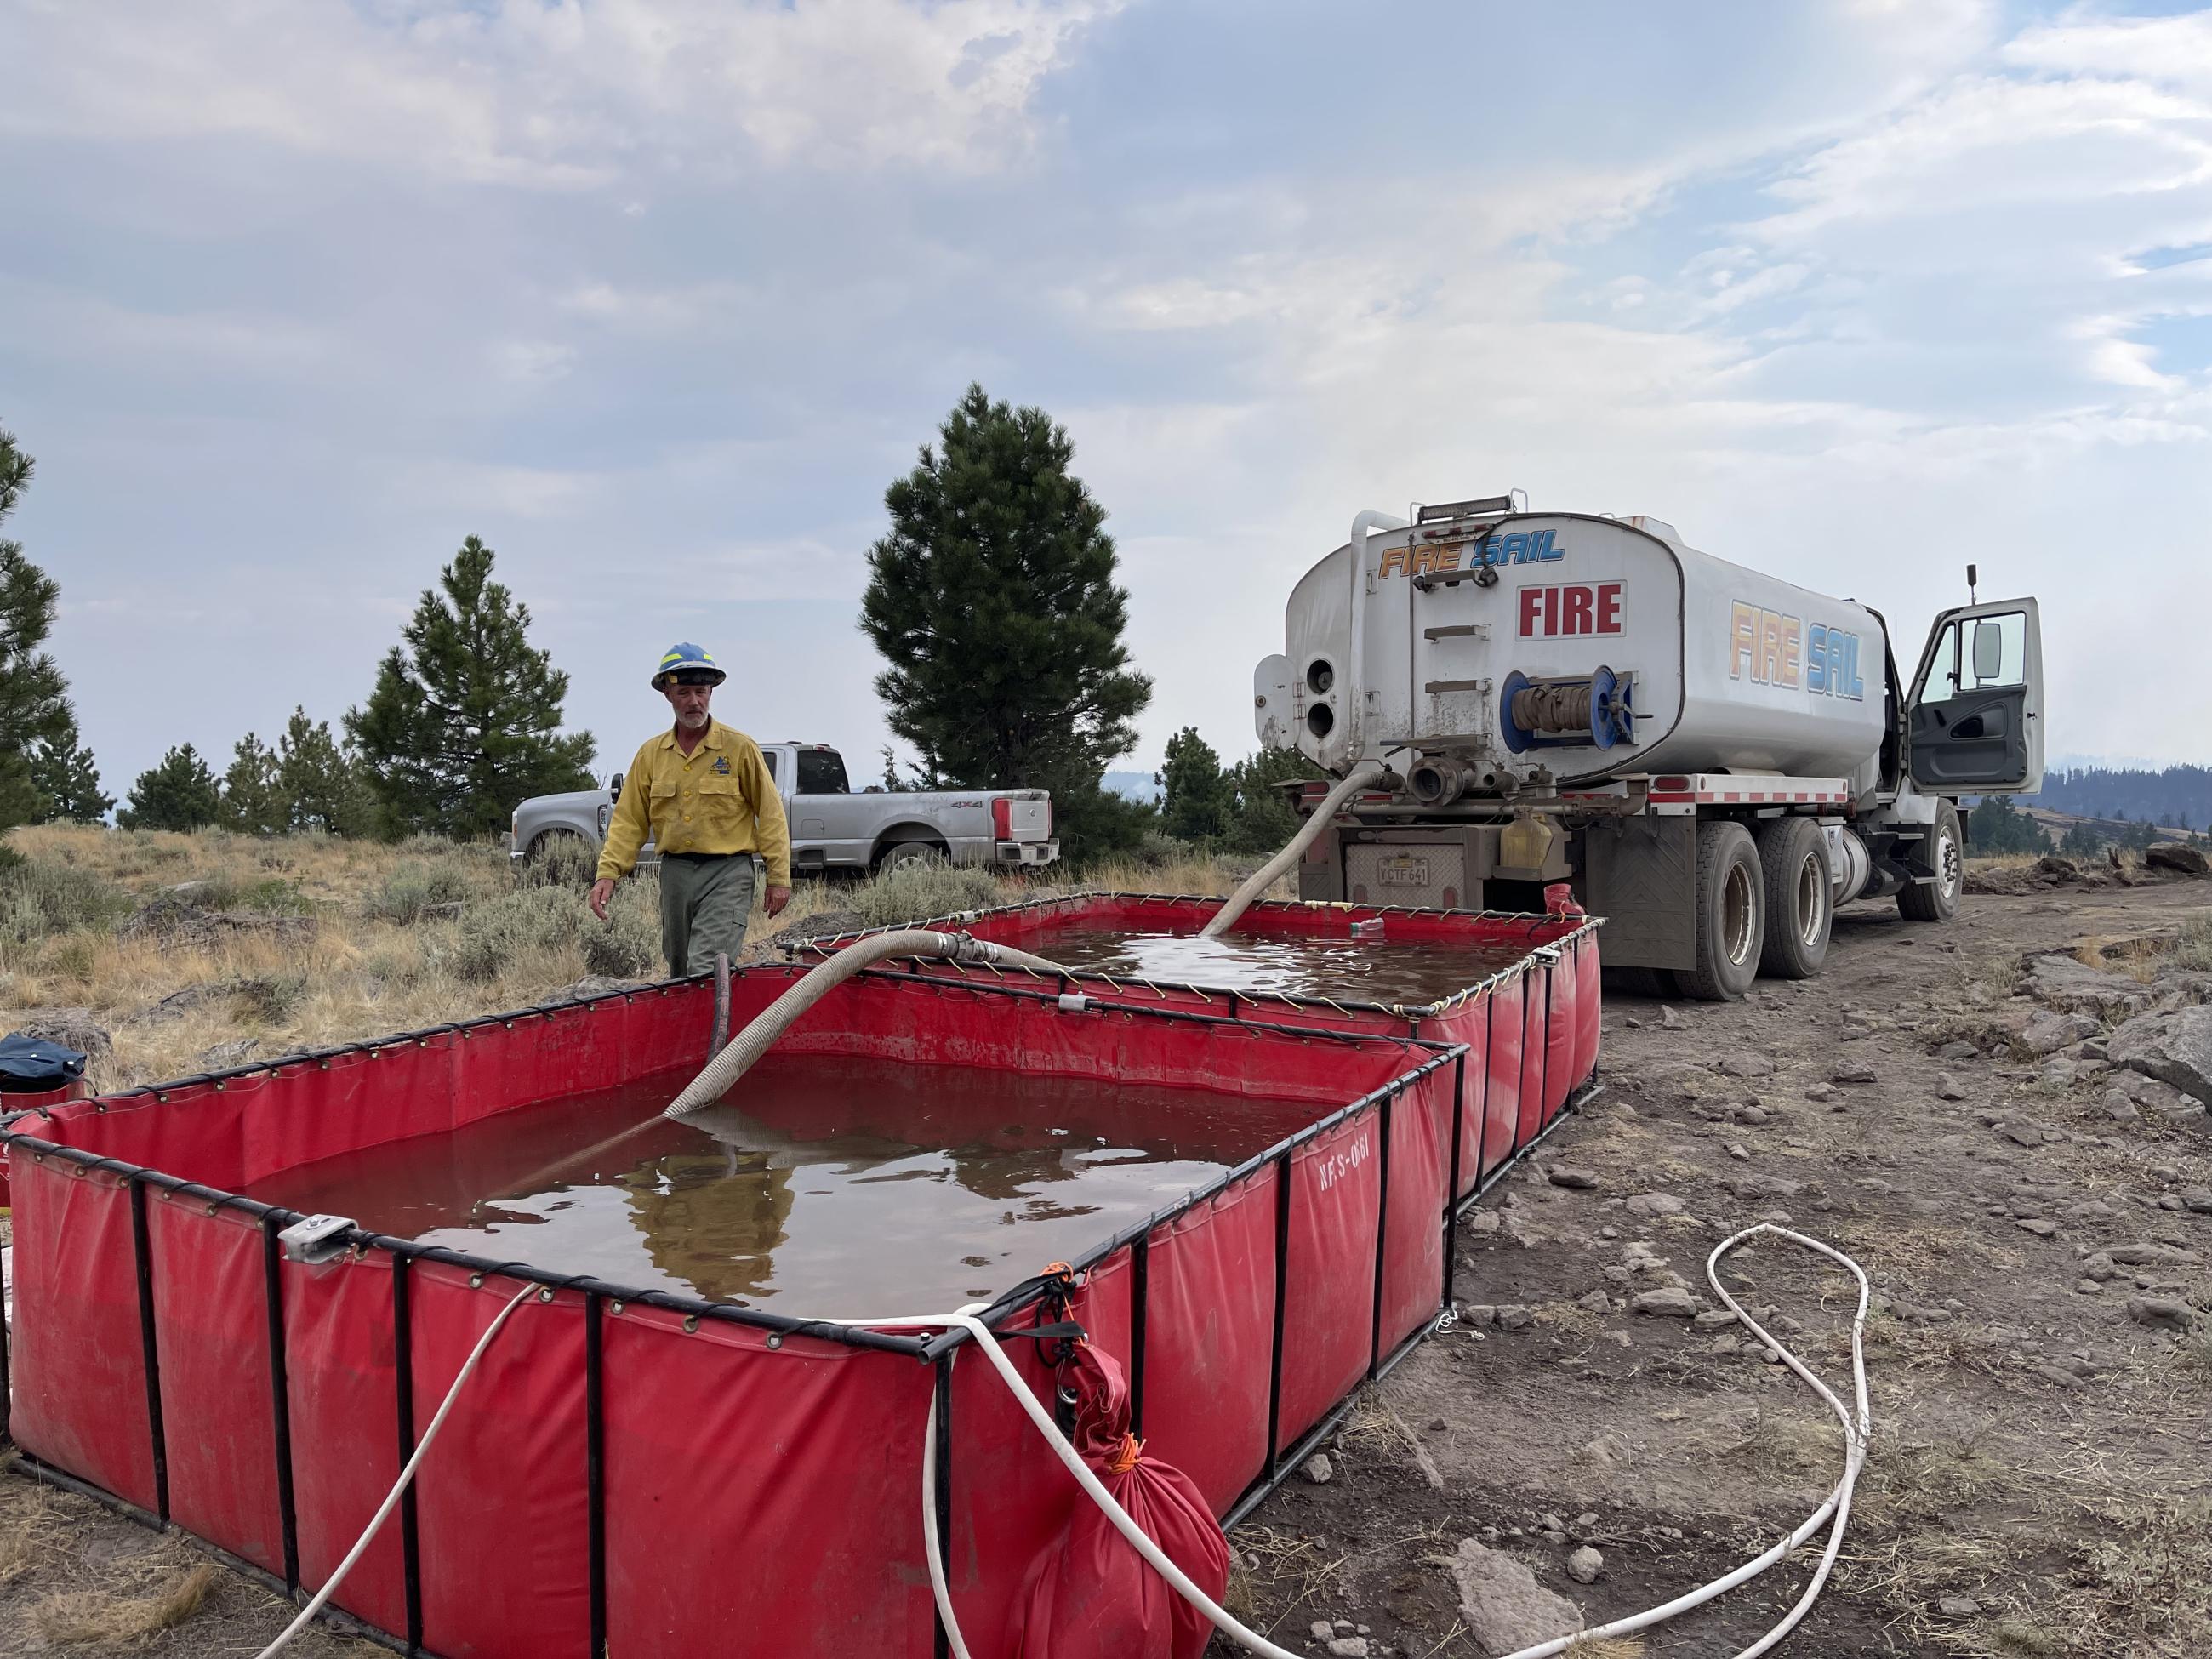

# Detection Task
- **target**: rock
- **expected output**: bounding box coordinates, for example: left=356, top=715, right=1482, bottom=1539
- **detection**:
left=1831, top=1062, right=1878, bottom=1086
left=2127, top=1297, right=2198, bottom=1331
left=1572, top=1512, right=1599, bottom=1532
left=197, top=1037, right=259, bottom=1069
left=1301, top=1452, right=1334, bottom=1485
left=1497, top=1305, right=1535, bottom=1331
left=1540, top=1512, right=1565, bottom=1533
left=1733, top=1103, right=1770, bottom=1125
left=1576, top=1290, right=1611, bottom=1314
left=2021, top=1010, right=2100, bottom=1058
left=2042, top=1058, right=2083, bottom=1090
left=2147, top=842, right=2210, bottom=876
left=1625, top=1193, right=1685, bottom=1218
left=1692, top=1308, right=1738, bottom=1329
left=1548, top=1166, right=1599, bottom=1190
left=9, top=1006, right=111, bottom=1063
left=2032, top=1363, right=2086, bottom=1389
left=2099, top=1242, right=2203, bottom=1268
left=2075, top=1279, right=2103, bottom=1295
left=1457, top=1303, right=1497, bottom=1326
left=1939, top=1594, right=1983, bottom=1617
left=1311, top=1621, right=1336, bottom=1641
left=1449, top=1539, right=1585, bottom=1655
left=559, top=974, right=655, bottom=1002
left=1326, top=1639, right=1370, bottom=1658
left=2182, top=1188, right=2212, bottom=1215
left=1726, top=1143, right=1750, bottom=1161
left=1804, top=1082, right=1839, bottom=1103
left=1660, top=1006, right=1685, bottom=1030
left=1565, top=1545, right=1604, bottom=1584
left=2000, top=1121, right=2055, bottom=1148
left=2107, top=1006, right=2212, bottom=1107
left=1633, top=1287, right=1699, bottom=1319
left=2015, top=1218, right=2060, bottom=1237
left=1936, top=1075, right=1968, bottom=1102
left=1936, top=1040, right=1979, bottom=1060
left=1720, top=1054, right=1776, bottom=1080
left=2102, top=1091, right=2141, bottom=1121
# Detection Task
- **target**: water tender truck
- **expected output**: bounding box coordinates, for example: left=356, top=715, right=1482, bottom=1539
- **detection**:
left=1252, top=495, right=2045, bottom=1000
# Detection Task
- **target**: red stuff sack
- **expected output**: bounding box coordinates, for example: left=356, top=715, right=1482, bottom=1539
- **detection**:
left=1012, top=1343, right=1229, bottom=1659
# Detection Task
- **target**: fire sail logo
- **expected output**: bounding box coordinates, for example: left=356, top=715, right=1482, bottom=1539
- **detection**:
left=1730, top=601, right=1864, bottom=700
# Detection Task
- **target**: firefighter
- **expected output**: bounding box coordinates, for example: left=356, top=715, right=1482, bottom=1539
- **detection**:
left=590, top=642, right=791, bottom=976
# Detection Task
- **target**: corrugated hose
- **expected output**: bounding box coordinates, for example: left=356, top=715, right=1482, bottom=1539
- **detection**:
left=1201, top=759, right=1384, bottom=939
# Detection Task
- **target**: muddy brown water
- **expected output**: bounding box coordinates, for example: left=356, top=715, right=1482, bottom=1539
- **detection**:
left=1015, top=919, right=1532, bottom=1006
left=244, top=1052, right=1323, bottom=1314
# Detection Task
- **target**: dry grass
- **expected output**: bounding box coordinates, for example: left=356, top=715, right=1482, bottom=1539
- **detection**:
left=0, top=822, right=1274, bottom=1093
left=1564, top=1639, right=1646, bottom=1658
left=31, top=1560, right=219, bottom=1647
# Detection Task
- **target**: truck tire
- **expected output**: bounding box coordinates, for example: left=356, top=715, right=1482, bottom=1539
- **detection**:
left=875, top=839, right=949, bottom=873
left=1681, top=821, right=1764, bottom=1002
left=1756, top=817, right=1832, bottom=980
left=1898, top=801, right=1963, bottom=923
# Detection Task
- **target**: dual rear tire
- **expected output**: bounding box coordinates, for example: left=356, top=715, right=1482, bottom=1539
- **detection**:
left=1672, top=818, right=1833, bottom=1001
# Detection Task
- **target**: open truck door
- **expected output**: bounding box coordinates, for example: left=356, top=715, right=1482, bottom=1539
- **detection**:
left=1905, top=596, right=2044, bottom=795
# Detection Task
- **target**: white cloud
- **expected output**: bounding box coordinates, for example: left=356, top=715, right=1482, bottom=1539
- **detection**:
left=0, top=0, right=1120, bottom=183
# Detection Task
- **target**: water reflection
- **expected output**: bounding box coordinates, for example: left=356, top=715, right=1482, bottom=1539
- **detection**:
left=1030, top=922, right=1531, bottom=1005
left=247, top=1053, right=1315, bottom=1314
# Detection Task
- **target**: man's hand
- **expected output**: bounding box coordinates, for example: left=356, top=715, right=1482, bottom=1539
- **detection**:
left=765, top=884, right=791, bottom=918
left=588, top=877, right=615, bottom=921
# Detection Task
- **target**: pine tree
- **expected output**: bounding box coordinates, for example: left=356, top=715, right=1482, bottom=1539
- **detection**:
left=1226, top=747, right=1321, bottom=856
left=860, top=385, right=1151, bottom=858
left=219, top=733, right=288, bottom=835
left=278, top=707, right=375, bottom=835
left=0, top=425, right=83, bottom=830
left=30, top=710, right=113, bottom=823
left=345, top=537, right=596, bottom=839
left=118, top=744, right=222, bottom=831
left=1156, top=727, right=1231, bottom=841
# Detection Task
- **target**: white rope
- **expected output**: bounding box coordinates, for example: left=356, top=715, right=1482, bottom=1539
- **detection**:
left=253, top=1283, right=539, bottom=1659
left=843, top=1223, right=1871, bottom=1659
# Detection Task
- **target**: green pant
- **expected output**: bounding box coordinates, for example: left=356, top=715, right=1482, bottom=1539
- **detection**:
left=657, top=854, right=756, bottom=978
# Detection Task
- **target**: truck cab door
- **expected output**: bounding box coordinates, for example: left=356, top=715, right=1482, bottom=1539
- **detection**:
left=1905, top=597, right=2043, bottom=795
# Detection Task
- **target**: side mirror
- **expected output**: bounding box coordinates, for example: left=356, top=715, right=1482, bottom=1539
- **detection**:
left=1970, top=620, right=2004, bottom=684
left=610, top=772, right=624, bottom=801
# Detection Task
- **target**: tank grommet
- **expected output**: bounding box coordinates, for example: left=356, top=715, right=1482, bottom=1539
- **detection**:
left=682, top=1314, right=700, bottom=1333
left=469, top=1273, right=484, bottom=1289
left=766, top=1334, right=783, bottom=1351
left=609, top=1301, right=624, bottom=1316
left=537, top=1287, right=556, bottom=1304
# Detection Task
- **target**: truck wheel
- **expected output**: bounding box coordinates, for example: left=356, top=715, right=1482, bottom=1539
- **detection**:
left=875, top=840, right=949, bottom=873
left=1898, top=801, right=1963, bottom=923
left=1756, top=818, right=1832, bottom=979
left=1682, top=821, right=1764, bottom=1002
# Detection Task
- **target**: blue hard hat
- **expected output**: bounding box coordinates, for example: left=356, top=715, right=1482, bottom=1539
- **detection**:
left=653, top=641, right=726, bottom=689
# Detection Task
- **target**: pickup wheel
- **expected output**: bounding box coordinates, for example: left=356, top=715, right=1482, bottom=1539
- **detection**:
left=1681, top=821, right=1764, bottom=1002
left=1898, top=801, right=1963, bottom=923
left=1756, top=817, right=1832, bottom=979
left=875, top=839, right=949, bottom=873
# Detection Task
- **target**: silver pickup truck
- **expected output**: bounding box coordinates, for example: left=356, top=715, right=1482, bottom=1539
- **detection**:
left=508, top=741, right=1058, bottom=874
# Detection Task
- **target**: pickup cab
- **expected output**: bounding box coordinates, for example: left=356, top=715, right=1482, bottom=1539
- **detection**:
left=508, top=741, right=1058, bottom=874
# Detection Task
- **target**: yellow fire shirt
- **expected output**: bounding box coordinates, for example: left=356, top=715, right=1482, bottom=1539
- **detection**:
left=595, top=721, right=791, bottom=886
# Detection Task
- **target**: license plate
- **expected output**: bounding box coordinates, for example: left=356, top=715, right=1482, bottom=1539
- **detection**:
left=1378, top=855, right=1429, bottom=887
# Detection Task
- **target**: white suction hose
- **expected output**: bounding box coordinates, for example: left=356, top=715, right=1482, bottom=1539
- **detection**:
left=665, top=929, right=1072, bottom=1118
left=1202, top=759, right=1384, bottom=939
left=253, top=1283, right=539, bottom=1659
left=849, top=1223, right=1870, bottom=1659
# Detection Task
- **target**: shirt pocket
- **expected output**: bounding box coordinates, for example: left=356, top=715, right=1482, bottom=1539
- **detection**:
left=695, top=775, right=748, bottom=835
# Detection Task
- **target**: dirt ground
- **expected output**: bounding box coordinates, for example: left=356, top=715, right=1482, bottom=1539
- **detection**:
left=1226, top=877, right=2212, bottom=1658
left=3, top=877, right=2209, bottom=1657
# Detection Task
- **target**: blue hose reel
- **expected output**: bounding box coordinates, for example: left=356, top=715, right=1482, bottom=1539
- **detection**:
left=1499, top=666, right=1636, bottom=755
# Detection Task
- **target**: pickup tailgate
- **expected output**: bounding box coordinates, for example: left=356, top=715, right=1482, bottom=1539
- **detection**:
left=999, top=791, right=1052, bottom=841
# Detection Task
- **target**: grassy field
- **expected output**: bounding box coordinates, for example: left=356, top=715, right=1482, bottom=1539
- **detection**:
left=0, top=823, right=1255, bottom=1093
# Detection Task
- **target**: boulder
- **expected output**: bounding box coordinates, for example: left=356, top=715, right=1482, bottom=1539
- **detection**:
left=1449, top=1539, right=1584, bottom=1655
left=2107, top=1006, right=2212, bottom=1107
left=2020, top=953, right=2149, bottom=1017
left=2020, top=1010, right=2099, bottom=1058
left=2146, top=843, right=2210, bottom=877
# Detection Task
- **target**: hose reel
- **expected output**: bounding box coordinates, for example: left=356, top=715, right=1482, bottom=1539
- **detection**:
left=1499, top=665, right=1635, bottom=754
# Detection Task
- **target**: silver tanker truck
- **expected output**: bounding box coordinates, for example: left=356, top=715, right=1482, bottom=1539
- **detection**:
left=1253, top=495, right=2044, bottom=1001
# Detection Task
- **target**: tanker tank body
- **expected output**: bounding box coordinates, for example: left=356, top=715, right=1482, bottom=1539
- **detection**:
left=1255, top=495, right=2045, bottom=1002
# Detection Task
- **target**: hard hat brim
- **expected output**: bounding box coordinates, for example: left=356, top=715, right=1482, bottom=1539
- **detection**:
left=653, top=668, right=727, bottom=689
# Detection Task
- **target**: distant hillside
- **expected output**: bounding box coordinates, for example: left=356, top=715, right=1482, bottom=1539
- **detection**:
left=2016, top=764, right=2211, bottom=830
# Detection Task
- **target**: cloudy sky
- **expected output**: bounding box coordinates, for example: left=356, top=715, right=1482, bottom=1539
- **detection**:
left=3, top=0, right=2209, bottom=802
